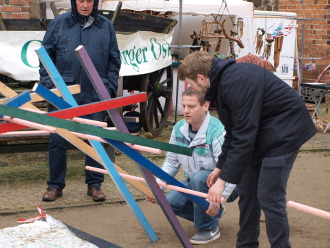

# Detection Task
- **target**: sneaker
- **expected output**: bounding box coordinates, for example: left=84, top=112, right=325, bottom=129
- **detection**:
left=87, top=186, right=106, bottom=201
left=42, top=187, right=63, bottom=202
left=190, top=226, right=220, bottom=245
left=219, top=203, right=226, bottom=218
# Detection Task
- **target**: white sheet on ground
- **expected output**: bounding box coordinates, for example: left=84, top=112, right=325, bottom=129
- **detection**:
left=0, top=215, right=97, bottom=248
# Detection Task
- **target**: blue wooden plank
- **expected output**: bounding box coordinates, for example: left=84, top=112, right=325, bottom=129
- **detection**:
left=104, top=138, right=223, bottom=218
left=33, top=83, right=72, bottom=109
left=0, top=91, right=31, bottom=118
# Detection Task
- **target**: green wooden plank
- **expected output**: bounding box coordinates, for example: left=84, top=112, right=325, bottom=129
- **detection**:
left=0, top=105, right=193, bottom=156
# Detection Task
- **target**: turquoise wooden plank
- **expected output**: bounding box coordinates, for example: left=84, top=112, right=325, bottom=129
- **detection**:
left=35, top=49, right=158, bottom=241
left=36, top=46, right=76, bottom=105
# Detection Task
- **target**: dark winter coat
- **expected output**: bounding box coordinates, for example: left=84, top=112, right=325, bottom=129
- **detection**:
left=39, top=0, right=121, bottom=103
left=205, top=57, right=316, bottom=184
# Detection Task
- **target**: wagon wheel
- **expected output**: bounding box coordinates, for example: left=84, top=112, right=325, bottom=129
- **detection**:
left=140, top=65, right=173, bottom=136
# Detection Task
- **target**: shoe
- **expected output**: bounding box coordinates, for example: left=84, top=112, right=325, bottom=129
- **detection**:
left=42, top=187, right=63, bottom=202
left=219, top=203, right=226, bottom=218
left=190, top=226, right=220, bottom=245
left=87, top=186, right=106, bottom=201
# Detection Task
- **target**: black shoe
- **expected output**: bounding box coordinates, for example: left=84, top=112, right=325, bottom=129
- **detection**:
left=42, top=187, right=63, bottom=202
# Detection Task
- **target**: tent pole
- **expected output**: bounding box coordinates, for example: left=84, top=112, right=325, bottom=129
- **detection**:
left=174, top=0, right=183, bottom=124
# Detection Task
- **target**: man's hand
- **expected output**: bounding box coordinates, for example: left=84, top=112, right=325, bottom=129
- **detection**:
left=207, top=178, right=226, bottom=203
left=207, top=168, right=221, bottom=188
left=205, top=201, right=221, bottom=217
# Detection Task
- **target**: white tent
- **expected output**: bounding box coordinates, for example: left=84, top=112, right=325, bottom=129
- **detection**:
left=101, top=0, right=255, bottom=115
left=102, top=0, right=255, bottom=58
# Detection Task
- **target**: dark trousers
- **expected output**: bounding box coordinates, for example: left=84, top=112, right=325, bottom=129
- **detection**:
left=47, top=104, right=108, bottom=189
left=236, top=149, right=299, bottom=248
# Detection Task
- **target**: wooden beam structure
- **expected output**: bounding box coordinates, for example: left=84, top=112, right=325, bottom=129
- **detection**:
left=75, top=45, right=193, bottom=247
left=34, top=47, right=158, bottom=242
left=0, top=88, right=153, bottom=198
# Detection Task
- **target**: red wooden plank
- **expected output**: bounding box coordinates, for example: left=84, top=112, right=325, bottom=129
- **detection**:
left=0, top=93, right=146, bottom=134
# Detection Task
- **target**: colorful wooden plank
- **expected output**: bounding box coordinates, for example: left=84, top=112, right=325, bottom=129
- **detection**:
left=35, top=48, right=158, bottom=242
left=0, top=84, right=81, bottom=105
left=75, top=45, right=193, bottom=247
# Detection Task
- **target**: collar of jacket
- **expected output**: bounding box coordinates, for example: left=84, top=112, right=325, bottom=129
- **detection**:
left=65, top=12, right=104, bottom=28
left=205, top=57, right=236, bottom=102
left=179, top=112, right=211, bottom=148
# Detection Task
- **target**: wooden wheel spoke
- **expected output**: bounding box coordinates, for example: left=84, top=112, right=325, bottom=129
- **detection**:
left=153, top=103, right=160, bottom=127
left=160, top=78, right=170, bottom=87
left=155, top=98, right=165, bottom=117
left=147, top=97, right=154, bottom=117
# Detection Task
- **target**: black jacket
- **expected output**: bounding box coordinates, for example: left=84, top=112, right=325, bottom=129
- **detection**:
left=205, top=57, right=316, bottom=184
left=39, top=0, right=121, bottom=102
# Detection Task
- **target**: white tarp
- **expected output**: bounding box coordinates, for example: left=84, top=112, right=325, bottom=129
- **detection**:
left=0, top=215, right=97, bottom=248
left=0, top=31, right=173, bottom=81
left=41, top=0, right=254, bottom=19
left=102, top=0, right=253, bottom=18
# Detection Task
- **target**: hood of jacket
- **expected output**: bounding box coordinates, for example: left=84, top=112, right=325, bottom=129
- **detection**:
left=205, top=57, right=236, bottom=102
left=70, top=0, right=99, bottom=22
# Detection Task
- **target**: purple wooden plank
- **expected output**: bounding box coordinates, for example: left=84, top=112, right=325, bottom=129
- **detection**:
left=75, top=45, right=128, bottom=133
left=75, top=45, right=193, bottom=247
left=139, top=167, right=193, bottom=247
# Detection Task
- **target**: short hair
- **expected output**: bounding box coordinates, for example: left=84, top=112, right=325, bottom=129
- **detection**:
left=178, top=51, right=213, bottom=81
left=182, top=87, right=206, bottom=106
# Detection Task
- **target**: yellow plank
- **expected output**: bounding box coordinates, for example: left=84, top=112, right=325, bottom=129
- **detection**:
left=0, top=82, right=80, bottom=104
left=56, top=128, right=153, bottom=197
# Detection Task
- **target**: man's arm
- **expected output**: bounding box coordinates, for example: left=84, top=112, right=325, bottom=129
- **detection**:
left=39, top=21, right=58, bottom=89
left=106, top=23, right=121, bottom=97
left=209, top=131, right=236, bottom=200
left=217, top=81, right=263, bottom=184
left=160, top=131, right=181, bottom=178
left=147, top=128, right=181, bottom=203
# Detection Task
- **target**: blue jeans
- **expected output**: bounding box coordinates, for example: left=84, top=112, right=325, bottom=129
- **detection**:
left=47, top=104, right=106, bottom=189
left=236, top=149, right=299, bottom=248
left=166, top=170, right=219, bottom=231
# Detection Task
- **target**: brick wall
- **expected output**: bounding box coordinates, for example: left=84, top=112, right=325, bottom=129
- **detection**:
left=278, top=0, right=330, bottom=84
left=0, top=0, right=31, bottom=19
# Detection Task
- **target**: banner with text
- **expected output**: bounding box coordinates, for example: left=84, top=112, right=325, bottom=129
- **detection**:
left=0, top=31, right=173, bottom=81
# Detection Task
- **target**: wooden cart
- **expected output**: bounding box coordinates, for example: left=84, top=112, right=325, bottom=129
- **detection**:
left=0, top=9, right=177, bottom=137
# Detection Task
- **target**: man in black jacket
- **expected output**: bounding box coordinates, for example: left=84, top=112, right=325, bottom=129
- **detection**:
left=178, top=51, right=316, bottom=248
left=40, top=0, right=121, bottom=202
